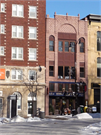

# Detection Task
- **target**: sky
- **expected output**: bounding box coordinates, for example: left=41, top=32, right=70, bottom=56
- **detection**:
left=46, top=0, right=101, bottom=19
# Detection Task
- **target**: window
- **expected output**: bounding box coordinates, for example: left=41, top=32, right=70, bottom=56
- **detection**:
left=29, top=27, right=37, bottom=39
left=65, top=41, right=69, bottom=52
left=49, top=83, right=54, bottom=92
left=29, top=70, right=36, bottom=80
left=70, top=42, right=75, bottom=52
left=0, top=46, right=4, bottom=55
left=13, top=92, right=22, bottom=109
left=0, top=24, right=5, bottom=34
left=0, top=98, right=3, bottom=110
left=58, top=84, right=63, bottom=91
left=12, top=47, right=23, bottom=60
left=80, top=67, right=85, bottom=78
left=0, top=3, right=5, bottom=12
left=49, top=66, right=54, bottom=76
left=97, top=57, right=101, bottom=77
left=29, top=6, right=37, bottom=18
left=12, top=25, right=23, bottom=38
left=80, top=38, right=85, bottom=53
left=49, top=35, right=55, bottom=51
left=71, top=67, right=75, bottom=79
left=65, top=66, right=69, bottom=79
left=29, top=48, right=36, bottom=60
left=58, top=41, right=63, bottom=52
left=58, top=66, right=63, bottom=79
left=49, top=41, right=54, bottom=51
left=12, top=4, right=23, bottom=17
left=11, top=69, right=22, bottom=80
left=71, top=84, right=75, bottom=92
left=97, top=31, right=101, bottom=51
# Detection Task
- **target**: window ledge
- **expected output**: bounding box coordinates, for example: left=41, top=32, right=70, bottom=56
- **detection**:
left=0, top=54, right=5, bottom=56
left=12, top=16, right=24, bottom=18
left=0, top=33, right=5, bottom=34
left=11, top=37, right=24, bottom=39
left=28, top=60, right=37, bottom=61
left=11, top=59, right=24, bottom=61
left=0, top=11, right=6, bottom=13
left=28, top=17, right=37, bottom=19
left=28, top=38, right=37, bottom=40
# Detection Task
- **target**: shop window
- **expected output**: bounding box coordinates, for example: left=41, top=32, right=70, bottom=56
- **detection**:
left=65, top=84, right=69, bottom=91
left=58, top=41, right=63, bottom=52
left=49, top=83, right=54, bottom=92
left=65, top=41, right=69, bottom=52
left=97, top=31, right=101, bottom=51
left=58, top=83, right=63, bottom=91
left=80, top=67, right=85, bottom=78
left=49, top=66, right=54, bottom=76
left=97, top=57, right=101, bottom=77
left=58, top=66, right=63, bottom=79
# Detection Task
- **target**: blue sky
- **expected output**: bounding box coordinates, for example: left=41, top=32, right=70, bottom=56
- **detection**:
left=46, top=0, right=101, bottom=19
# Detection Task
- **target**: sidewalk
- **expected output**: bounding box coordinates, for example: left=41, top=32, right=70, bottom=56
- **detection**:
left=45, top=114, right=72, bottom=120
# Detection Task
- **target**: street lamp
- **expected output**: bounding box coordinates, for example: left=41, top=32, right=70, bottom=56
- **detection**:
left=69, top=38, right=82, bottom=114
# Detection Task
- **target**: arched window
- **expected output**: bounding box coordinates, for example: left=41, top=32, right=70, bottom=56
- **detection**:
left=49, top=35, right=55, bottom=51
left=80, top=37, right=85, bottom=53
left=13, top=92, right=22, bottom=109
left=97, top=31, right=101, bottom=51
left=97, top=57, right=101, bottom=77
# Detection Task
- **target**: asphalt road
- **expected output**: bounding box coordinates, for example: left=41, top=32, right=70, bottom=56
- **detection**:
left=0, top=118, right=100, bottom=135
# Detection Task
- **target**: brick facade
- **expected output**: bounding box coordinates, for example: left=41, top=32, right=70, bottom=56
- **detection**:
left=46, top=13, right=88, bottom=115
left=0, top=0, right=46, bottom=117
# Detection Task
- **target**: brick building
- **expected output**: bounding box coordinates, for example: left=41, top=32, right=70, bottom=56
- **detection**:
left=0, top=0, right=46, bottom=117
left=46, top=13, right=88, bottom=115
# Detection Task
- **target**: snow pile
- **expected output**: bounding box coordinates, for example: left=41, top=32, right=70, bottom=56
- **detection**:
left=79, top=122, right=101, bottom=135
left=11, top=115, right=26, bottom=122
left=56, top=114, right=72, bottom=118
left=27, top=117, right=41, bottom=122
left=73, top=113, right=93, bottom=119
left=0, top=117, right=10, bottom=124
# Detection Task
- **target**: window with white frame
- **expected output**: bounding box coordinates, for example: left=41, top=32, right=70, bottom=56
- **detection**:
left=29, top=48, right=36, bottom=60
left=0, top=3, right=5, bottom=12
left=29, top=27, right=36, bottom=39
left=29, top=6, right=37, bottom=18
left=11, top=69, right=22, bottom=80
left=0, top=24, right=5, bottom=34
left=12, top=25, right=23, bottom=38
left=0, top=46, right=4, bottom=55
left=12, top=47, right=23, bottom=60
left=12, top=4, right=24, bottom=17
left=29, top=70, right=36, bottom=80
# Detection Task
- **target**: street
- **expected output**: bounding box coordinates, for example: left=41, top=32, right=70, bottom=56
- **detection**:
left=0, top=118, right=100, bottom=135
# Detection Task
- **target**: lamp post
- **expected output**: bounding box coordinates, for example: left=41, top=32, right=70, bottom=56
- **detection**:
left=70, top=38, right=81, bottom=114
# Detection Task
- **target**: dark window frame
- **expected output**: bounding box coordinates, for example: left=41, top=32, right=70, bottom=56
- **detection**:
left=58, top=83, right=63, bottom=91
left=49, top=66, right=54, bottom=76
left=80, top=67, right=85, bottom=78
left=97, top=31, right=101, bottom=51
left=80, top=37, right=85, bottom=53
